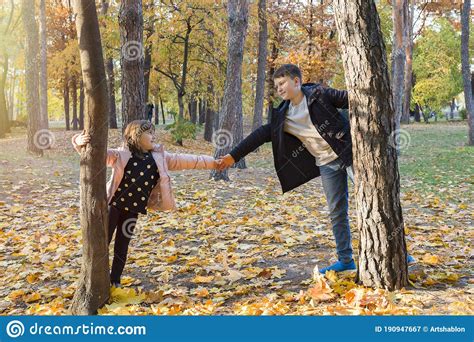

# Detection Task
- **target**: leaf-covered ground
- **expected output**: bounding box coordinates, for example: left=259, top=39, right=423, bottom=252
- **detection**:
left=0, top=122, right=473, bottom=315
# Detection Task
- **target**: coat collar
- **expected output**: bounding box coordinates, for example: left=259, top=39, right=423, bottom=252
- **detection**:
left=275, top=83, right=322, bottom=116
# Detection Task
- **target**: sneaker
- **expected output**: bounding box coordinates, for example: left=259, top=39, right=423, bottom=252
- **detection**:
left=320, top=260, right=356, bottom=274
left=407, top=254, right=416, bottom=265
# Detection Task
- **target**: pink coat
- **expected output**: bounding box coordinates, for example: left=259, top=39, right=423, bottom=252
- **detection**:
left=72, top=134, right=215, bottom=211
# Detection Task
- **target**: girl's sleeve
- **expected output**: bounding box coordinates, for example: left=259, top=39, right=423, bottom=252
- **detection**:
left=165, top=152, right=215, bottom=171
left=71, top=133, right=118, bottom=167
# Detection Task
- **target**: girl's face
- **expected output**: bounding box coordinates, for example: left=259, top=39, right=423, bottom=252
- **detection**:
left=138, top=130, right=155, bottom=151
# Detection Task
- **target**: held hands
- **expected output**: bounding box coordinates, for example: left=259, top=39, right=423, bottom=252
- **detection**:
left=75, top=131, right=91, bottom=147
left=215, top=154, right=235, bottom=171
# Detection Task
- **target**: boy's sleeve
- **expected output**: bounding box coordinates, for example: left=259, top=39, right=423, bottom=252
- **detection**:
left=165, top=152, right=215, bottom=171
left=325, top=87, right=349, bottom=109
left=229, top=123, right=271, bottom=163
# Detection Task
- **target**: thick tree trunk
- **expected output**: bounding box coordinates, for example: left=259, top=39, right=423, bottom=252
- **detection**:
left=119, top=0, right=145, bottom=129
left=71, top=0, right=110, bottom=315
left=461, top=0, right=474, bottom=145
left=22, top=0, right=43, bottom=156
left=252, top=0, right=267, bottom=133
left=391, top=0, right=408, bottom=134
left=334, top=0, right=408, bottom=290
left=39, top=0, right=49, bottom=129
left=211, top=0, right=248, bottom=180
left=401, top=0, right=414, bottom=124
left=71, top=76, right=78, bottom=130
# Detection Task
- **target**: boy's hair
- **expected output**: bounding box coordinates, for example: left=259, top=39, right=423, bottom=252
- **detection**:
left=273, top=64, right=302, bottom=83
left=123, top=120, right=155, bottom=155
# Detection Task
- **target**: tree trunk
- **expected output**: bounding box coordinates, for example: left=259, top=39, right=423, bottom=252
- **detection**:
left=39, top=0, right=49, bottom=129
left=22, top=0, right=43, bottom=156
left=252, top=0, right=267, bottom=136
left=198, top=98, right=206, bottom=124
left=204, top=100, right=215, bottom=142
left=119, top=0, right=145, bottom=130
left=401, top=0, right=414, bottom=124
left=189, top=96, right=197, bottom=124
left=71, top=76, right=78, bottom=130
left=64, top=71, right=70, bottom=131
left=414, top=102, right=420, bottom=122
left=101, top=0, right=117, bottom=129
left=333, top=0, right=408, bottom=290
left=144, top=43, right=152, bottom=103
left=391, top=0, right=408, bottom=135
left=461, top=0, right=474, bottom=145
left=79, top=80, right=84, bottom=130
left=70, top=0, right=110, bottom=315
left=211, top=0, right=249, bottom=180
left=160, top=97, right=165, bottom=124
left=105, top=58, right=117, bottom=129
left=0, top=54, right=9, bottom=138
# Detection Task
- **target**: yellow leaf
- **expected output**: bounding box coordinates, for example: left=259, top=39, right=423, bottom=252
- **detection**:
left=192, top=275, right=214, bottom=284
left=8, top=290, right=25, bottom=301
left=422, top=254, right=441, bottom=265
left=110, top=287, right=146, bottom=305
left=26, top=274, right=39, bottom=284
left=24, top=292, right=42, bottom=303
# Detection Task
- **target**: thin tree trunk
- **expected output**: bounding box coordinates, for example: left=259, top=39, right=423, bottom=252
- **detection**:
left=22, top=0, right=43, bottom=156
left=105, top=58, right=117, bottom=129
left=64, top=71, right=70, bottom=131
left=119, top=0, right=145, bottom=129
left=334, top=0, right=408, bottom=290
left=461, top=0, right=474, bottom=145
left=39, top=0, right=49, bottom=129
left=79, top=79, right=84, bottom=129
left=391, top=0, right=408, bottom=135
left=252, top=0, right=267, bottom=135
left=101, top=0, right=117, bottom=129
left=0, top=54, right=9, bottom=138
left=144, top=43, right=152, bottom=103
left=71, top=76, right=78, bottom=130
left=211, top=0, right=249, bottom=180
left=198, top=98, right=206, bottom=124
left=401, top=0, right=414, bottom=124
left=70, top=0, right=110, bottom=315
left=160, top=97, right=165, bottom=124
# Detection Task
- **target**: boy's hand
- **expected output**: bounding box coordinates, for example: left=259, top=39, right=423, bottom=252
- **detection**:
left=216, top=154, right=235, bottom=171
left=75, top=132, right=91, bottom=147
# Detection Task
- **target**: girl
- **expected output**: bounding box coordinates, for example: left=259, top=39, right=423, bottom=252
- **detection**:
left=72, top=120, right=219, bottom=287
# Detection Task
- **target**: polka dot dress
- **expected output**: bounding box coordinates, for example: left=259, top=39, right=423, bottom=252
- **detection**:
left=110, top=152, right=159, bottom=214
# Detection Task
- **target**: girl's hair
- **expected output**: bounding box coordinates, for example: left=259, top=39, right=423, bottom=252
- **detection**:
left=123, top=120, right=155, bottom=156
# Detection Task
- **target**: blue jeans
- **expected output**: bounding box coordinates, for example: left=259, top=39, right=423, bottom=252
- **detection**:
left=319, top=157, right=354, bottom=264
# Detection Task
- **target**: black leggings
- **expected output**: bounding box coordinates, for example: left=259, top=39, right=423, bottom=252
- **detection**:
left=108, top=205, right=138, bottom=284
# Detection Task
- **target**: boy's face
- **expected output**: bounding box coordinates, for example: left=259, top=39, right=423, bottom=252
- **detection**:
left=274, top=75, right=301, bottom=101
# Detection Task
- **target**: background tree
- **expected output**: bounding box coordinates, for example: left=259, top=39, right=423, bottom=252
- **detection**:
left=212, top=0, right=249, bottom=181
left=22, top=0, right=43, bottom=156
left=461, top=0, right=474, bottom=146
left=120, top=0, right=146, bottom=128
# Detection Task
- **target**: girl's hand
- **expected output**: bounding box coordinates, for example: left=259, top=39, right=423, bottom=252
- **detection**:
left=75, top=132, right=91, bottom=147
